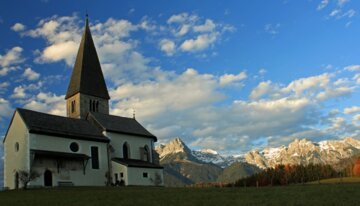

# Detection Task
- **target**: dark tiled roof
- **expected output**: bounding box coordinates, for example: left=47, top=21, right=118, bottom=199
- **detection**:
left=87, top=112, right=157, bottom=141
left=65, top=17, right=110, bottom=100
left=17, top=108, right=109, bottom=143
left=31, top=149, right=90, bottom=160
left=112, top=158, right=163, bottom=169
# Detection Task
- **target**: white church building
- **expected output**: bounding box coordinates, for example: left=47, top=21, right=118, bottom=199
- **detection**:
left=3, top=16, right=164, bottom=189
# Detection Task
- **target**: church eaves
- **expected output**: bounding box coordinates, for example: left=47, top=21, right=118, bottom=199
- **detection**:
left=65, top=16, right=110, bottom=100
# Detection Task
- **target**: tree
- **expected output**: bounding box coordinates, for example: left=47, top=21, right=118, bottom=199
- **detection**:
left=150, top=172, right=163, bottom=186
left=352, top=159, right=360, bottom=176
left=18, top=170, right=40, bottom=189
left=104, top=171, right=113, bottom=186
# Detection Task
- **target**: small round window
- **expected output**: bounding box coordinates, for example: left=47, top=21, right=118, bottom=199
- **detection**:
left=70, top=142, right=79, bottom=152
left=15, top=142, right=19, bottom=152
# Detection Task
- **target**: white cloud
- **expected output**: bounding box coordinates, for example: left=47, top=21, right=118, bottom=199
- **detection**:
left=129, top=8, right=135, bottom=14
left=338, top=0, right=350, bottom=7
left=346, top=21, right=352, bottom=27
left=344, top=64, right=360, bottom=71
left=180, top=33, right=218, bottom=52
left=264, top=23, right=280, bottom=35
left=250, top=73, right=353, bottom=103
left=27, top=13, right=233, bottom=70
left=259, top=69, right=267, bottom=76
left=0, top=98, right=12, bottom=121
left=0, top=46, right=24, bottom=67
left=328, top=9, right=355, bottom=19
left=318, top=0, right=355, bottom=20
left=26, top=16, right=79, bottom=42
left=0, top=82, right=9, bottom=89
left=138, top=18, right=157, bottom=31
left=167, top=13, right=198, bottom=24
left=25, top=15, right=82, bottom=66
left=250, top=81, right=273, bottom=99
left=165, top=12, right=234, bottom=54
left=219, top=71, right=247, bottom=86
left=174, top=24, right=191, bottom=36
left=159, top=39, right=176, bottom=56
left=342, top=9, right=356, bottom=18
left=354, top=73, right=360, bottom=84
left=193, top=19, right=216, bottom=32
left=23, top=92, right=65, bottom=116
left=35, top=41, right=78, bottom=65
left=330, top=9, right=341, bottom=17
left=22, top=67, right=40, bottom=81
left=316, top=86, right=353, bottom=101
left=11, top=86, right=26, bottom=99
left=317, top=0, right=329, bottom=10
left=110, top=68, right=224, bottom=119
left=282, top=73, right=332, bottom=97
left=344, top=106, right=360, bottom=114
left=96, top=18, right=138, bottom=38
left=11, top=23, right=26, bottom=32
left=107, top=65, right=359, bottom=152
left=26, top=15, right=155, bottom=85
left=0, top=66, right=17, bottom=76
left=353, top=114, right=360, bottom=121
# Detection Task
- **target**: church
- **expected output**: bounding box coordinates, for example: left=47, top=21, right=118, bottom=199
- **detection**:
left=3, top=16, right=164, bottom=189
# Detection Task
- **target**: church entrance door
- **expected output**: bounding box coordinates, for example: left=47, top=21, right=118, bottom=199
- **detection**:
left=44, top=170, right=52, bottom=187
left=15, top=172, right=19, bottom=189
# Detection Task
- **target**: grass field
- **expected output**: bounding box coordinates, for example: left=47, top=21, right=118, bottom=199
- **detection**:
left=307, top=177, right=360, bottom=184
left=0, top=184, right=359, bottom=206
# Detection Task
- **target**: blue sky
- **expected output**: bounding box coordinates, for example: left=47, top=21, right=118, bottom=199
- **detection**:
left=0, top=0, right=359, bottom=154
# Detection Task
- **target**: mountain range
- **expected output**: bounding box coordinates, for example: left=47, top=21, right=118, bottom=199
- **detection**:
left=244, top=138, right=360, bottom=169
left=156, top=137, right=360, bottom=186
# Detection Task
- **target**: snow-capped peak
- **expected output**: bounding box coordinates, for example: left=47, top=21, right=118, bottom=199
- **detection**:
left=198, top=149, right=218, bottom=155
left=245, top=137, right=360, bottom=169
left=156, top=137, right=191, bottom=158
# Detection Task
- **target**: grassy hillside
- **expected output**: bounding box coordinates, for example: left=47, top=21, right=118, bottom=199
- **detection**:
left=1, top=184, right=360, bottom=206
left=307, top=177, right=360, bottom=184
left=217, top=162, right=261, bottom=183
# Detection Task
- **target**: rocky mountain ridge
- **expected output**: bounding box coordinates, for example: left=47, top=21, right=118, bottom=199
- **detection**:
left=155, top=138, right=223, bottom=186
left=245, top=138, right=360, bottom=169
left=156, top=137, right=360, bottom=174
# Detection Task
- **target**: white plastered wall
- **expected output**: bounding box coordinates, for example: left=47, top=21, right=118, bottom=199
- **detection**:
left=111, top=161, right=164, bottom=186
left=3, top=112, right=30, bottom=189
left=29, top=134, right=109, bottom=187
left=105, top=132, right=153, bottom=161
left=111, top=161, right=127, bottom=185
left=127, top=166, right=164, bottom=186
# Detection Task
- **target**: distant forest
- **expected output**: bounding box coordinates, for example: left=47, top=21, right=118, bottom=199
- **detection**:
left=233, top=158, right=360, bottom=187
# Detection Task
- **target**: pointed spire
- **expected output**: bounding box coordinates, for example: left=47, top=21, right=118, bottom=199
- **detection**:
left=85, top=12, right=89, bottom=27
left=66, top=15, right=110, bottom=100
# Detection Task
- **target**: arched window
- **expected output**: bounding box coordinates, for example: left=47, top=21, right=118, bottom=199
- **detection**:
left=96, top=101, right=99, bottom=112
left=123, top=142, right=130, bottom=159
left=71, top=100, right=76, bottom=113
left=92, top=101, right=96, bottom=112
left=144, top=145, right=150, bottom=162
left=89, top=100, right=92, bottom=111
left=15, top=142, right=19, bottom=152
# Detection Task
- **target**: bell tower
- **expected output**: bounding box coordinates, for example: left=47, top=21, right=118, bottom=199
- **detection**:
left=65, top=15, right=110, bottom=119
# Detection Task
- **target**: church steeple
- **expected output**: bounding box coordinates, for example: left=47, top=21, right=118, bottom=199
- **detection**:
left=65, top=15, right=110, bottom=119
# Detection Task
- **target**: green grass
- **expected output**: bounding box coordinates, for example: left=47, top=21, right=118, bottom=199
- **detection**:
left=307, top=177, right=360, bottom=184
left=1, top=184, right=360, bottom=206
